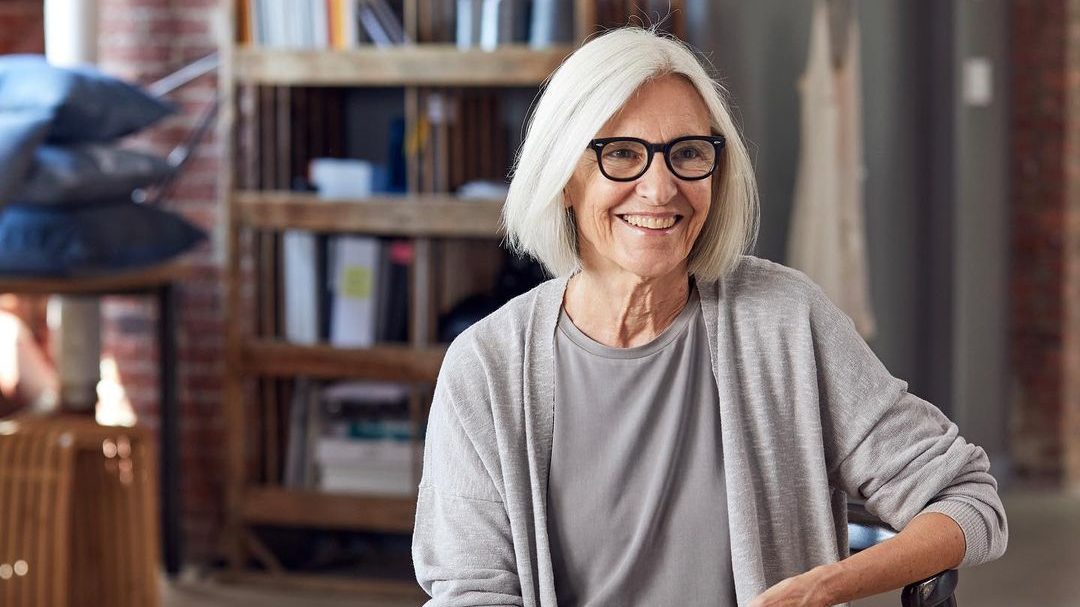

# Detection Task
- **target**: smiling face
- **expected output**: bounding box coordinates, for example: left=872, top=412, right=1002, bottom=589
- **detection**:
left=563, top=74, right=715, bottom=282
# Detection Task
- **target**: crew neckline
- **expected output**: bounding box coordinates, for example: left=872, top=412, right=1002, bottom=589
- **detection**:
left=557, top=282, right=700, bottom=359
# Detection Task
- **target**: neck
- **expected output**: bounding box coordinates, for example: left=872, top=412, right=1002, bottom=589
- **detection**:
left=562, top=267, right=691, bottom=348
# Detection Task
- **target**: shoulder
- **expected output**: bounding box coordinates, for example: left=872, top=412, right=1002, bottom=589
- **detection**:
left=711, top=255, right=837, bottom=320
left=693, top=255, right=857, bottom=346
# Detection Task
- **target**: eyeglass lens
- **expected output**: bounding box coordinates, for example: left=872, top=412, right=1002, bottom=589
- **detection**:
left=600, top=139, right=716, bottom=179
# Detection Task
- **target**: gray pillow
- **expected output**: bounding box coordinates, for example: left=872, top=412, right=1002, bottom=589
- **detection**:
left=16, top=144, right=173, bottom=205
left=0, top=55, right=175, bottom=143
left=0, top=109, right=52, bottom=203
left=0, top=200, right=206, bottom=276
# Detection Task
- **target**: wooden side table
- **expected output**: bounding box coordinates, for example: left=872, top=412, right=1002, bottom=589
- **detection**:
left=0, top=262, right=189, bottom=576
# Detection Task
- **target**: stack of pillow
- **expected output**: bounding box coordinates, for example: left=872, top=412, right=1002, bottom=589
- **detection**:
left=0, top=55, right=205, bottom=276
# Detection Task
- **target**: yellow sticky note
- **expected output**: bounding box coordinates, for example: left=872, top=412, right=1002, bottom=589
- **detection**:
left=341, top=266, right=373, bottom=299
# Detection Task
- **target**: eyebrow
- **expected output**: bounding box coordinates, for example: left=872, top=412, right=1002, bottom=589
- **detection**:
left=596, top=133, right=712, bottom=142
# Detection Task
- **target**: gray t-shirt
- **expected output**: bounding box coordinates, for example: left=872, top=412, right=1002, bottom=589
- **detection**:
left=548, top=285, right=737, bottom=606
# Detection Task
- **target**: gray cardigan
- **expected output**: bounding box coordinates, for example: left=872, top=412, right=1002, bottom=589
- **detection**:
left=412, top=256, right=1008, bottom=606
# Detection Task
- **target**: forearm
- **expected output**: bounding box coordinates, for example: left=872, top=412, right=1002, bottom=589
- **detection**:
left=816, top=512, right=966, bottom=605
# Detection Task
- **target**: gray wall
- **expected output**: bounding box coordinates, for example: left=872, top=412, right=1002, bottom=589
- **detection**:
left=685, top=0, right=1011, bottom=468
left=951, top=0, right=1010, bottom=476
left=686, top=0, right=935, bottom=398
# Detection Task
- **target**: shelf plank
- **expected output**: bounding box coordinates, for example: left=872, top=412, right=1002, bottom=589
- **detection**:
left=235, top=45, right=572, bottom=86
left=217, top=570, right=428, bottom=600
left=242, top=486, right=417, bottom=533
left=234, top=191, right=504, bottom=237
left=241, top=339, right=445, bottom=382
left=0, top=262, right=192, bottom=295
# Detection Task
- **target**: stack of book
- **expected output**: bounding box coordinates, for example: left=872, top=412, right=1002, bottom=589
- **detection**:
left=240, top=0, right=409, bottom=48
left=316, top=429, right=414, bottom=495
left=238, top=0, right=590, bottom=49
left=308, top=380, right=416, bottom=494
left=455, top=0, right=574, bottom=50
left=283, top=381, right=415, bottom=496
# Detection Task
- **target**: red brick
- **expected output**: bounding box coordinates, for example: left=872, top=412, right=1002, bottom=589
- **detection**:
left=1010, top=0, right=1071, bottom=485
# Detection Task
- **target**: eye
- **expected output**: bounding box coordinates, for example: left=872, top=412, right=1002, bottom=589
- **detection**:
left=605, top=148, right=641, bottom=160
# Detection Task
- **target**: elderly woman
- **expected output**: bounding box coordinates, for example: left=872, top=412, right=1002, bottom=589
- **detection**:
left=412, top=27, right=1007, bottom=607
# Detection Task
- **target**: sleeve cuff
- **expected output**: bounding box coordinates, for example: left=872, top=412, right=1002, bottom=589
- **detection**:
left=920, top=498, right=991, bottom=568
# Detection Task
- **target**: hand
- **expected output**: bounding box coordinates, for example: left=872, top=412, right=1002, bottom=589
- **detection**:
left=748, top=566, right=835, bottom=607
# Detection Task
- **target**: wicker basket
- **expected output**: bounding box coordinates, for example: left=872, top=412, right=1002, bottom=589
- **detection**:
left=0, top=415, right=161, bottom=607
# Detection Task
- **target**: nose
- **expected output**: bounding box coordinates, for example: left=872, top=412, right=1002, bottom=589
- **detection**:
left=634, top=152, right=679, bottom=205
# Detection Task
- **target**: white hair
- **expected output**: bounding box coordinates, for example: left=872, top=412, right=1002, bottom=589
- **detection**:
left=502, top=26, right=759, bottom=283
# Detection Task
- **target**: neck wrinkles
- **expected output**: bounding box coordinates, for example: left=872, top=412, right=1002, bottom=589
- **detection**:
left=562, top=269, right=692, bottom=348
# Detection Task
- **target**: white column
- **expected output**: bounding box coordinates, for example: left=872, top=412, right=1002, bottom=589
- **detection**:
left=45, top=0, right=102, bottom=413
left=44, top=0, right=98, bottom=67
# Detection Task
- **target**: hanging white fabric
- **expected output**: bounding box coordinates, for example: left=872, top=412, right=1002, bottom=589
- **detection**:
left=786, top=0, right=877, bottom=339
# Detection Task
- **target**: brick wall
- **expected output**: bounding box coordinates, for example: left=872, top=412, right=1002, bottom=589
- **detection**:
left=97, top=0, right=226, bottom=563
left=1010, top=0, right=1080, bottom=490
left=0, top=0, right=44, bottom=54
left=1010, top=0, right=1067, bottom=483
left=1064, top=0, right=1080, bottom=490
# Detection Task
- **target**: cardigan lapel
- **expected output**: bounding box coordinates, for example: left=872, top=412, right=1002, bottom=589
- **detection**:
left=697, top=277, right=769, bottom=604
left=522, top=274, right=570, bottom=606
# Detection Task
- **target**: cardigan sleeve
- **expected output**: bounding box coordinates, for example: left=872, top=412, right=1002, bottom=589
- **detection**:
left=412, top=340, right=524, bottom=606
left=808, top=282, right=1009, bottom=568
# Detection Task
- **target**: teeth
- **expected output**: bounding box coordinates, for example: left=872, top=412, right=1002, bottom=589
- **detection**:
left=622, top=214, right=677, bottom=229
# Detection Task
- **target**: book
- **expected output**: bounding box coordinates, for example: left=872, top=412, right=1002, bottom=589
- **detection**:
left=282, top=230, right=322, bottom=344
left=329, top=236, right=382, bottom=347
left=318, top=463, right=414, bottom=495
left=479, top=0, right=514, bottom=50
left=238, top=0, right=253, bottom=45
left=284, top=379, right=321, bottom=488
left=456, top=0, right=483, bottom=48
left=367, top=0, right=409, bottom=44
left=312, top=0, right=329, bottom=48
left=358, top=1, right=393, bottom=46
left=315, top=436, right=412, bottom=465
left=529, top=0, right=574, bottom=47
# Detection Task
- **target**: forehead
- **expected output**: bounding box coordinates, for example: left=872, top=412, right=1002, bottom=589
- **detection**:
left=596, top=74, right=712, bottom=138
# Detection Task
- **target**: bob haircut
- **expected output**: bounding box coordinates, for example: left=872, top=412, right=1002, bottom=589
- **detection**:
left=502, top=26, right=760, bottom=283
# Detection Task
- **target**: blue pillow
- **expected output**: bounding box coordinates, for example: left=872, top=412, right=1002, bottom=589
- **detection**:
left=16, top=144, right=173, bottom=205
left=0, top=108, right=52, bottom=203
left=0, top=201, right=206, bottom=276
left=0, top=55, right=175, bottom=143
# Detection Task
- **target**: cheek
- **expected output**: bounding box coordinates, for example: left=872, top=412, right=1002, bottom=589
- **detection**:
left=687, top=183, right=714, bottom=222
left=578, top=181, right=626, bottom=219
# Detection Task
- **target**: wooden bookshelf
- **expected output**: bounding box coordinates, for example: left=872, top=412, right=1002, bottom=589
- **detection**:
left=220, top=0, right=684, bottom=596
left=234, top=191, right=504, bottom=237
left=241, top=487, right=416, bottom=532
left=217, top=571, right=428, bottom=601
left=241, top=339, right=445, bottom=382
left=235, top=45, right=574, bottom=87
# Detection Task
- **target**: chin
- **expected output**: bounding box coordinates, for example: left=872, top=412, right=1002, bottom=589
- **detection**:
left=614, top=256, right=687, bottom=281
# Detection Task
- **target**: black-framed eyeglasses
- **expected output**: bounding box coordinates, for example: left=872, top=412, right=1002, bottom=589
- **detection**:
left=587, top=135, right=726, bottom=182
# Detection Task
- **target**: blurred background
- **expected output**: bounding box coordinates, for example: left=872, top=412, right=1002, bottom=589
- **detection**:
left=0, top=0, right=1075, bottom=606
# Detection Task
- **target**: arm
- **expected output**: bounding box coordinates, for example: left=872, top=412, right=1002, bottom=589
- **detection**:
left=810, top=284, right=1008, bottom=568
left=751, top=512, right=965, bottom=606
left=751, top=277, right=1008, bottom=606
left=412, top=344, right=524, bottom=606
